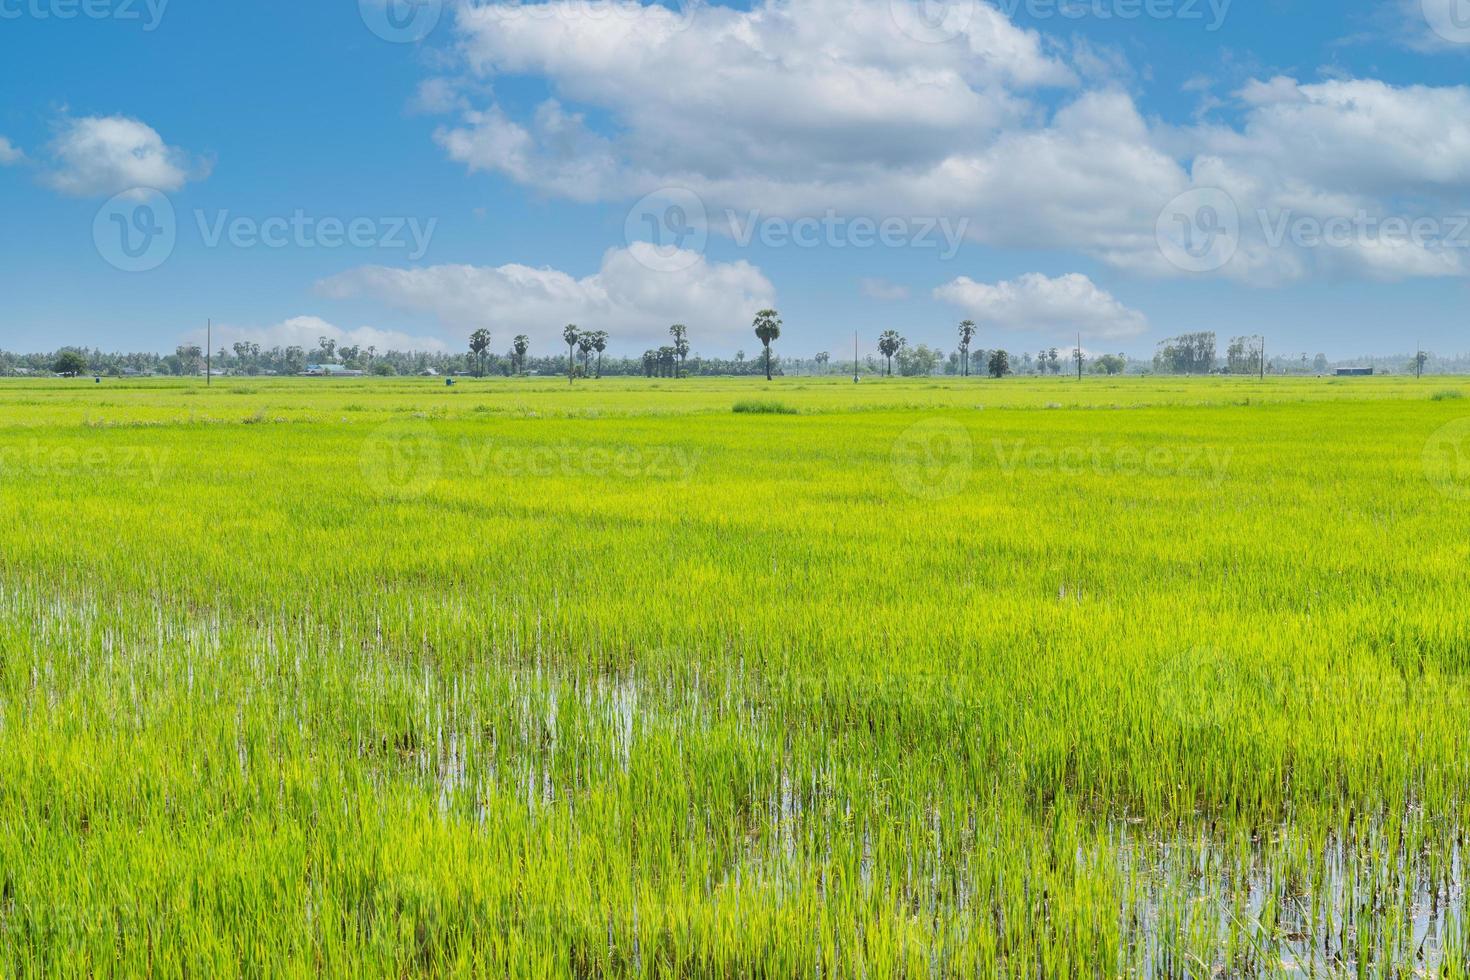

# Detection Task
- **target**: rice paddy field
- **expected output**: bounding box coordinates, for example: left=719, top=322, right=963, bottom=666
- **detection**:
left=2, top=374, right=1468, bottom=977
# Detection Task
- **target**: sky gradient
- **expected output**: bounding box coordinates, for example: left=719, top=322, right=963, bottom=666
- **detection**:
left=2, top=0, right=1469, bottom=360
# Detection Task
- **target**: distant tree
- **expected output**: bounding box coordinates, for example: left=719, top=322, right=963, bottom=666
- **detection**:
left=1154, top=332, right=1217, bottom=375
left=371, top=362, right=397, bottom=376
left=577, top=332, right=596, bottom=377
left=957, top=320, right=977, bottom=377
left=590, top=330, right=609, bottom=378
left=753, top=309, right=782, bottom=381
left=1093, top=353, right=1126, bottom=376
left=878, top=330, right=904, bottom=376
left=815, top=351, right=830, bottom=373
left=175, top=345, right=204, bottom=376
left=642, top=350, right=657, bottom=377
left=469, top=328, right=491, bottom=377
left=988, top=349, right=1011, bottom=378
left=669, top=324, right=690, bottom=377
left=563, top=324, right=580, bottom=383
left=53, top=349, right=87, bottom=376
left=512, top=335, right=530, bottom=374
left=317, top=336, right=337, bottom=363
left=898, top=343, right=941, bottom=377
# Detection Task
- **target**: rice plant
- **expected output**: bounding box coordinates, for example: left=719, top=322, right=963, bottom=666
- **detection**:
left=0, top=375, right=1465, bottom=977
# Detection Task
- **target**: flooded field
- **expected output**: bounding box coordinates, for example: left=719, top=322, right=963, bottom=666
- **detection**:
left=1, top=376, right=1467, bottom=975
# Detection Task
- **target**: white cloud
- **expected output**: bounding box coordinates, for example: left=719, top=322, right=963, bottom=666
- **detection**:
left=860, top=277, right=910, bottom=301
left=423, top=1, right=1470, bottom=287
left=0, top=137, right=23, bottom=165
left=188, top=316, right=449, bottom=354
left=934, top=273, right=1148, bottom=340
left=412, top=77, right=472, bottom=115
left=43, top=115, right=208, bottom=198
left=439, top=0, right=1074, bottom=196
left=316, top=244, right=776, bottom=352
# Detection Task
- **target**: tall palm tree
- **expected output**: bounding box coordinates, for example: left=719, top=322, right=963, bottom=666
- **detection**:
left=957, top=320, right=976, bottom=377
left=590, top=330, right=609, bottom=378
left=577, top=333, right=596, bottom=377
left=512, top=335, right=530, bottom=374
left=753, top=309, right=782, bottom=381
left=878, top=330, right=903, bottom=377
left=669, top=324, right=690, bottom=377
left=469, top=328, right=491, bottom=377
left=563, top=324, right=580, bottom=384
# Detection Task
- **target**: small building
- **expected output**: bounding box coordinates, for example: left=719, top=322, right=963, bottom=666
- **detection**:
left=304, top=364, right=365, bottom=377
left=1336, top=367, right=1374, bottom=377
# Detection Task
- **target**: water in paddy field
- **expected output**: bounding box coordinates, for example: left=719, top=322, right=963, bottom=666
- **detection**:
left=5, top=587, right=1467, bottom=976
left=408, top=664, right=1469, bottom=975
left=1113, top=820, right=1466, bottom=976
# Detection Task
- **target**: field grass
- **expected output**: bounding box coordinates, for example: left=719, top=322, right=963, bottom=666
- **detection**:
left=1, top=374, right=1467, bottom=976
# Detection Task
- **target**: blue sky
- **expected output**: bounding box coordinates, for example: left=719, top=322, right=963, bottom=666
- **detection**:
left=2, top=0, right=1469, bottom=360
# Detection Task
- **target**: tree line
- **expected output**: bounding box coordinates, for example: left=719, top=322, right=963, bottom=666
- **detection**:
left=8, top=320, right=1438, bottom=379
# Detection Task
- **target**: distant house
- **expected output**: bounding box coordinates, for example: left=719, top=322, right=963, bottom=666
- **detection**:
left=1336, top=367, right=1374, bottom=377
left=419, top=368, right=440, bottom=377
left=304, top=364, right=365, bottom=377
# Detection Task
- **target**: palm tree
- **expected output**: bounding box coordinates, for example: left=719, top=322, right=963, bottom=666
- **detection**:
left=590, top=330, right=609, bottom=378
left=957, top=320, right=976, bottom=377
left=563, top=324, right=580, bottom=383
left=815, top=351, right=829, bottom=374
left=878, top=330, right=903, bottom=377
left=753, top=309, right=782, bottom=381
left=642, top=350, right=657, bottom=377
left=669, top=324, right=690, bottom=377
left=469, top=328, right=491, bottom=377
left=512, top=335, right=530, bottom=374
left=577, top=332, right=596, bottom=378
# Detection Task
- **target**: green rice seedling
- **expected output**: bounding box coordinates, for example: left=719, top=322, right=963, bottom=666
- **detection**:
left=0, top=374, right=1465, bottom=976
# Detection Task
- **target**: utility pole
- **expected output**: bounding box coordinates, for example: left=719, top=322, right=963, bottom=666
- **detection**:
left=1417, top=343, right=1423, bottom=379
left=206, top=318, right=211, bottom=387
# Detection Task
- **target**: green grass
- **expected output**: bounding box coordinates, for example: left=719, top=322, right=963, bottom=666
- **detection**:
left=731, top=398, right=798, bottom=414
left=1, top=375, right=1467, bottom=976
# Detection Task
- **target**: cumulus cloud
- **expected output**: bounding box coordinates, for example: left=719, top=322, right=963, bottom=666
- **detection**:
left=438, top=0, right=1077, bottom=200
left=933, top=273, right=1148, bottom=340
left=316, top=244, right=776, bottom=352
left=419, top=1, right=1470, bottom=286
left=188, top=316, right=449, bottom=354
left=43, top=115, right=208, bottom=198
left=0, top=137, right=23, bottom=165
